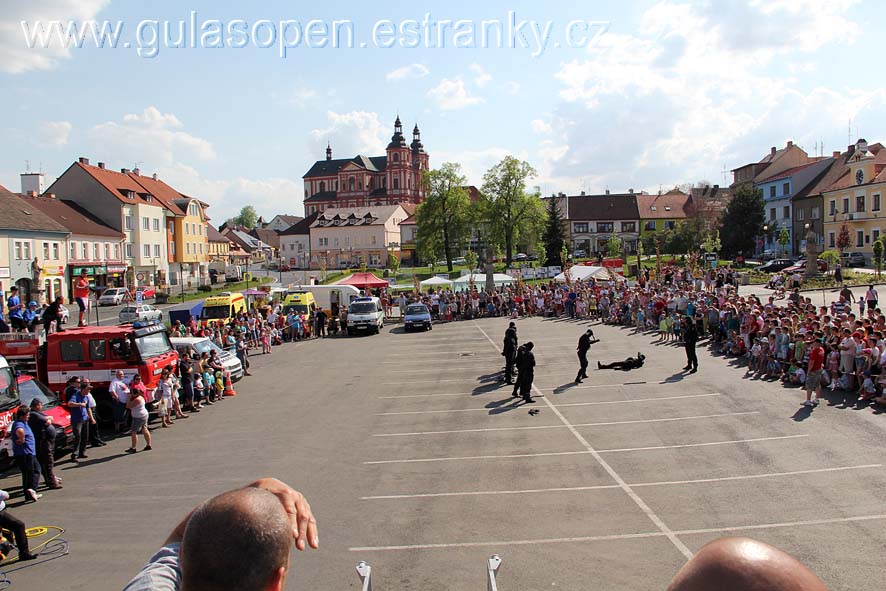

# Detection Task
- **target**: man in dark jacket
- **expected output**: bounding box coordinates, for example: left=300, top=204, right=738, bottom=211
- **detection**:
left=28, top=399, right=61, bottom=489
left=575, top=328, right=595, bottom=383
left=518, top=342, right=536, bottom=403
left=683, top=316, right=699, bottom=373
left=502, top=322, right=518, bottom=384
left=511, top=344, right=526, bottom=398
left=42, top=296, right=65, bottom=334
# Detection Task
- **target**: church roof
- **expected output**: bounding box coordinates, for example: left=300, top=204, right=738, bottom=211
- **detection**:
left=303, top=155, right=389, bottom=178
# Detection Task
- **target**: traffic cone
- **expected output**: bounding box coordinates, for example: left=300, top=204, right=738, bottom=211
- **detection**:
left=223, top=370, right=237, bottom=397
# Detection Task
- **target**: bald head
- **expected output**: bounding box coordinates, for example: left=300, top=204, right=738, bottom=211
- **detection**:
left=181, top=487, right=292, bottom=591
left=667, top=537, right=828, bottom=591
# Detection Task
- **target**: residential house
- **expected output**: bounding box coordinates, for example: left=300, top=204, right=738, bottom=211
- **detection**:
left=822, top=139, right=886, bottom=262
left=688, top=185, right=732, bottom=232
left=636, top=191, right=693, bottom=239
left=398, top=214, right=418, bottom=266
left=0, top=185, right=69, bottom=303
left=206, top=224, right=233, bottom=262
left=755, top=158, right=833, bottom=256
left=565, top=192, right=641, bottom=255
left=261, top=214, right=303, bottom=233
left=278, top=215, right=315, bottom=270
left=249, top=227, right=281, bottom=260
left=222, top=227, right=273, bottom=263
left=791, top=152, right=849, bottom=256
left=18, top=192, right=125, bottom=296
left=308, top=205, right=409, bottom=269
left=45, top=158, right=171, bottom=288
left=731, top=141, right=814, bottom=187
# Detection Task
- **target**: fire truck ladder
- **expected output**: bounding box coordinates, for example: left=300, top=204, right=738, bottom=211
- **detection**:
left=355, top=555, right=503, bottom=590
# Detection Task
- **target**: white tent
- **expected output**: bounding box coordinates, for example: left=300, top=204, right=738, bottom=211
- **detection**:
left=452, top=273, right=516, bottom=286
left=553, top=265, right=613, bottom=282
left=420, top=276, right=454, bottom=287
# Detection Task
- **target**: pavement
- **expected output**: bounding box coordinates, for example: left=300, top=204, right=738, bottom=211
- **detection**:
left=2, top=316, right=885, bottom=590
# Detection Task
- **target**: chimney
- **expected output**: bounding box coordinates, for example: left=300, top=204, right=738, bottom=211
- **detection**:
left=98, top=162, right=106, bottom=169
left=628, top=188, right=634, bottom=194
left=46, top=193, right=56, bottom=199
left=121, top=168, right=131, bottom=174
left=605, top=189, right=610, bottom=195
left=713, top=184, right=719, bottom=190
left=152, top=173, right=158, bottom=180
left=27, top=191, right=37, bottom=197
left=787, top=140, right=793, bottom=148
left=771, top=147, right=777, bottom=156
left=833, top=151, right=841, bottom=158
left=847, top=145, right=855, bottom=156
left=133, top=167, right=140, bottom=176
left=78, top=157, right=90, bottom=165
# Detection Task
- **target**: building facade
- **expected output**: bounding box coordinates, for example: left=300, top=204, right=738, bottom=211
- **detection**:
left=308, top=205, right=409, bottom=269
left=206, top=224, right=232, bottom=262
left=302, top=117, right=429, bottom=215
left=278, top=215, right=314, bottom=270
left=636, top=191, right=692, bottom=239
left=565, top=193, right=641, bottom=255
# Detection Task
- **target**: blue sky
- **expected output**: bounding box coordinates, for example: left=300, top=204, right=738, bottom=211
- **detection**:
left=1, top=0, right=884, bottom=222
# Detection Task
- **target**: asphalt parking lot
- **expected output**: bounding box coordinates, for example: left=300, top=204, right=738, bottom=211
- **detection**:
left=2, top=316, right=885, bottom=590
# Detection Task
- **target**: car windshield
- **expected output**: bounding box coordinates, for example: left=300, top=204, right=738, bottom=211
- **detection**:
left=201, top=305, right=230, bottom=320
left=104, top=289, right=122, bottom=296
left=350, top=302, right=376, bottom=314
left=0, top=368, right=18, bottom=410
left=135, top=331, right=173, bottom=358
left=406, top=305, right=428, bottom=315
left=284, top=304, right=309, bottom=315
left=191, top=339, right=226, bottom=356
left=18, top=378, right=59, bottom=408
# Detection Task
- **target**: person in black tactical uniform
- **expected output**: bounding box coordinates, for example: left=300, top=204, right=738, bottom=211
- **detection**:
left=598, top=353, right=645, bottom=371
left=575, top=328, right=596, bottom=383
left=502, top=322, right=518, bottom=384
left=518, top=342, right=536, bottom=403
left=682, top=316, right=699, bottom=373
left=511, top=344, right=526, bottom=398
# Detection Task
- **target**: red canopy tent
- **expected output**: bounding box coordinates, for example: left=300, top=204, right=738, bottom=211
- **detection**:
left=338, top=272, right=390, bottom=289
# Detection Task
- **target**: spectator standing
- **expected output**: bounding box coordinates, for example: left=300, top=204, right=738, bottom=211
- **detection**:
left=67, top=378, right=89, bottom=462
left=28, top=399, right=62, bottom=489
left=11, top=406, right=41, bottom=502
left=126, top=374, right=153, bottom=453
left=866, top=285, right=879, bottom=311
left=683, top=317, right=699, bottom=373
left=85, top=384, right=105, bottom=448
left=236, top=335, right=252, bottom=376
left=804, top=339, right=825, bottom=407
left=110, top=370, right=131, bottom=434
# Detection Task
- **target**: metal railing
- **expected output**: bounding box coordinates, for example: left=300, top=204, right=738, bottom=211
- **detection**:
left=355, top=555, right=502, bottom=590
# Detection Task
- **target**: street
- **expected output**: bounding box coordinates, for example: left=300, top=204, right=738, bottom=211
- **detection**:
left=2, top=315, right=884, bottom=590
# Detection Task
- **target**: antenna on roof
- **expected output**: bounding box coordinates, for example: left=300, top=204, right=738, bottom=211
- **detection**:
left=721, top=164, right=730, bottom=185
left=24, top=160, right=30, bottom=173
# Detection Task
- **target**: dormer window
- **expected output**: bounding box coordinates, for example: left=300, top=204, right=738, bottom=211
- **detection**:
left=125, top=190, right=135, bottom=200
left=664, top=206, right=671, bottom=211
left=650, top=206, right=657, bottom=211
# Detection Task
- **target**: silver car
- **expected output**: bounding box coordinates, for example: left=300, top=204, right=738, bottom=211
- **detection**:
left=98, top=287, right=129, bottom=306
left=119, top=304, right=162, bottom=324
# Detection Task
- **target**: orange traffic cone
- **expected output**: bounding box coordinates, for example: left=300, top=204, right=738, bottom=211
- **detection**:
left=223, top=370, right=237, bottom=396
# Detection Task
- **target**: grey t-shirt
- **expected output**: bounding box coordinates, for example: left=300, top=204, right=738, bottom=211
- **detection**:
left=123, top=543, right=181, bottom=591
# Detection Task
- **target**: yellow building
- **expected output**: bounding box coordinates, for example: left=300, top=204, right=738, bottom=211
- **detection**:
left=207, top=223, right=232, bottom=261
left=822, top=139, right=886, bottom=261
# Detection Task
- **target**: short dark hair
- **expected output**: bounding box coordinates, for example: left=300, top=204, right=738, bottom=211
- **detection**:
left=181, top=488, right=291, bottom=591
left=16, top=405, right=30, bottom=419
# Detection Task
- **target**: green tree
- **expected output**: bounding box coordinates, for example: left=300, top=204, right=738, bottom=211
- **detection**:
left=820, top=249, right=840, bottom=273
left=464, top=248, right=478, bottom=272
left=388, top=252, right=400, bottom=277
left=836, top=222, right=851, bottom=258
left=480, top=156, right=545, bottom=265
left=232, top=205, right=258, bottom=229
left=606, top=231, right=622, bottom=257
left=720, top=184, right=765, bottom=257
left=874, top=238, right=884, bottom=279
left=542, top=197, right=567, bottom=266
left=416, top=163, right=471, bottom=271
left=701, top=230, right=722, bottom=256
left=777, top=227, right=791, bottom=256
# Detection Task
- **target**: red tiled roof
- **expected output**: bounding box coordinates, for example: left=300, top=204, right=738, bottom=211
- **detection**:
left=73, top=162, right=150, bottom=203
left=757, top=159, right=825, bottom=183
left=18, top=195, right=123, bottom=238
left=636, top=192, right=692, bottom=219
left=127, top=173, right=187, bottom=216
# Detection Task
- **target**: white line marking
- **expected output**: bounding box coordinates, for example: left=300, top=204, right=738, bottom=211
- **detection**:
left=348, top=514, right=886, bottom=552
left=540, top=382, right=648, bottom=391
left=631, top=464, right=882, bottom=488
left=379, top=392, right=471, bottom=399
left=363, top=435, right=810, bottom=464
left=375, top=393, right=723, bottom=415
left=372, top=412, right=759, bottom=437
left=388, top=379, right=490, bottom=385
left=361, top=484, right=621, bottom=500
left=473, top=322, right=695, bottom=560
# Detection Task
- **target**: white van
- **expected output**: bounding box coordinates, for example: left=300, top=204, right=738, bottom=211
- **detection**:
left=287, top=284, right=361, bottom=317
left=170, top=336, right=244, bottom=381
left=346, top=297, right=385, bottom=335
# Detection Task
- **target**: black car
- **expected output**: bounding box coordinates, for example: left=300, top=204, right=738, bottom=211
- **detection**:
left=758, top=258, right=795, bottom=273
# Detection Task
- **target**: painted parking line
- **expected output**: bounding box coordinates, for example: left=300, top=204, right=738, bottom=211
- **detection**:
left=361, top=464, right=879, bottom=500
left=374, top=393, right=723, bottom=415
left=539, top=381, right=648, bottom=390
left=348, top=514, right=886, bottom=552
left=363, top=435, right=809, bottom=464
left=371, top=411, right=759, bottom=437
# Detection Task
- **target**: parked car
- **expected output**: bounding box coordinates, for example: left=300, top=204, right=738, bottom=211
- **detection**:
left=784, top=259, right=828, bottom=273
left=573, top=249, right=587, bottom=258
left=98, top=287, right=130, bottom=306
left=841, top=252, right=866, bottom=267
left=453, top=257, right=467, bottom=265
left=515, top=253, right=528, bottom=261
left=757, top=258, right=795, bottom=273
left=759, top=250, right=777, bottom=261
left=135, top=286, right=156, bottom=299
left=119, top=304, right=163, bottom=324
left=170, top=336, right=244, bottom=381
left=403, top=303, right=432, bottom=332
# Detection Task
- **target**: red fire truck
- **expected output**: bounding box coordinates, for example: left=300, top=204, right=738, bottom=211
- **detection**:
left=0, top=322, right=178, bottom=422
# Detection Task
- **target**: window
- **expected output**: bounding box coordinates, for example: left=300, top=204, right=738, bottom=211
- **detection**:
left=94, top=242, right=100, bottom=260
left=333, top=238, right=339, bottom=247
left=664, top=220, right=676, bottom=230
left=319, top=181, right=326, bottom=192
left=169, top=222, right=175, bottom=235
left=82, top=243, right=88, bottom=260
left=142, top=217, right=150, bottom=230
left=874, top=230, right=881, bottom=243
left=170, top=242, right=175, bottom=255
left=349, top=178, right=355, bottom=191
left=199, top=243, right=203, bottom=254
left=114, top=244, right=120, bottom=259
left=70, top=242, right=76, bottom=260
left=126, top=243, right=133, bottom=258
left=769, top=186, right=776, bottom=198
left=573, top=222, right=589, bottom=233
left=828, top=232, right=835, bottom=248
left=597, top=222, right=614, bottom=233
left=811, top=206, right=820, bottom=219
left=769, top=207, right=776, bottom=220
left=144, top=244, right=151, bottom=257
left=125, top=215, right=133, bottom=230
left=185, top=223, right=190, bottom=235
left=89, top=339, right=106, bottom=361
left=43, top=242, right=50, bottom=259
left=153, top=218, right=160, bottom=231
left=856, top=195, right=866, bottom=212
left=104, top=244, right=110, bottom=260
left=199, top=225, right=203, bottom=236
left=53, top=243, right=59, bottom=260
left=874, top=194, right=882, bottom=212
left=393, top=153, right=400, bottom=162
left=782, top=182, right=790, bottom=196
left=153, top=244, right=161, bottom=257
left=644, top=220, right=656, bottom=231
left=371, top=235, right=377, bottom=245
left=783, top=206, right=789, bottom=219
left=857, top=230, right=864, bottom=248
left=60, top=341, right=84, bottom=362
left=393, top=178, right=399, bottom=190
left=843, top=198, right=850, bottom=213
left=796, top=208, right=804, bottom=221
left=829, top=200, right=836, bottom=215
left=14, top=242, right=21, bottom=260
left=23, top=242, right=30, bottom=259
left=621, top=222, right=636, bottom=233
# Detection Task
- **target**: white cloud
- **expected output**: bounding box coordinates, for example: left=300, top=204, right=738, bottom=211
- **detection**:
left=426, top=79, right=484, bottom=111
left=434, top=147, right=526, bottom=188
left=386, top=63, right=430, bottom=81
left=531, top=119, right=552, bottom=134
left=0, top=0, right=110, bottom=74
left=308, top=110, right=388, bottom=157
left=505, top=82, right=521, bottom=95
left=469, top=63, right=492, bottom=88
left=89, top=106, right=216, bottom=167
left=36, top=120, right=72, bottom=146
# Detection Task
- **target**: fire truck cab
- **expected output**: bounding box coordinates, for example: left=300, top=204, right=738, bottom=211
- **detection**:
left=0, top=322, right=178, bottom=423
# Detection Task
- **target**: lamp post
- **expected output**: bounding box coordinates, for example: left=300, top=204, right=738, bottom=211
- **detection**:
left=762, top=224, right=768, bottom=255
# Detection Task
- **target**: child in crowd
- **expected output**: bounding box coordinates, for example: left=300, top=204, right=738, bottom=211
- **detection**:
left=859, top=370, right=877, bottom=401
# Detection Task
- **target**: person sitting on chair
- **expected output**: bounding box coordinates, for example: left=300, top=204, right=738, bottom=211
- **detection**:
left=597, top=352, right=646, bottom=371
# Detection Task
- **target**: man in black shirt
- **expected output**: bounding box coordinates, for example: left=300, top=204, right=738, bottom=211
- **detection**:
left=28, top=399, right=61, bottom=489
left=518, top=342, right=536, bottom=403
left=502, top=322, right=518, bottom=384
left=683, top=317, right=699, bottom=373
left=575, top=329, right=595, bottom=383
left=42, top=296, right=65, bottom=334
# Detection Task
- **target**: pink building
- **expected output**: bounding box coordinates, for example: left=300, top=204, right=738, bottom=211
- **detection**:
left=302, top=117, right=429, bottom=215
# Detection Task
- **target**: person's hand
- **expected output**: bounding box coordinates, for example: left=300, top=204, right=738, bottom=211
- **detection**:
left=248, top=478, right=318, bottom=551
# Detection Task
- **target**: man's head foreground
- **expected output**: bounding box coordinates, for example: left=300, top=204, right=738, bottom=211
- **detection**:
left=181, top=487, right=292, bottom=591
